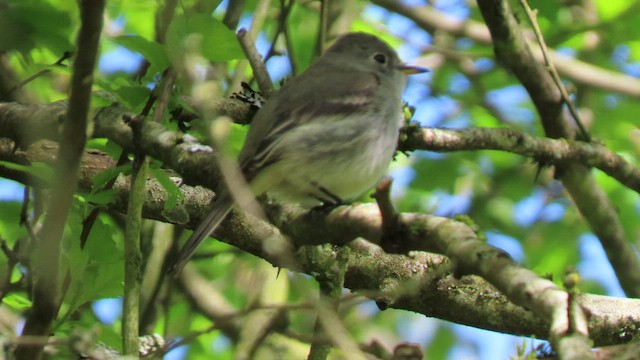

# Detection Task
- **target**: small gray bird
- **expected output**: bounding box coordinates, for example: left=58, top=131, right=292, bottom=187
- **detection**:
left=169, top=32, right=426, bottom=274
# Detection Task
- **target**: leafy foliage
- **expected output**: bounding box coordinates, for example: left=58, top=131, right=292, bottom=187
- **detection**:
left=0, top=0, right=639, bottom=359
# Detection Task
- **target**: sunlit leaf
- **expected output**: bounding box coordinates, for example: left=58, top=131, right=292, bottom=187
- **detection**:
left=111, top=35, right=170, bottom=75
left=596, top=0, right=635, bottom=21
left=0, top=1, right=73, bottom=55
left=166, top=14, right=244, bottom=63
left=150, top=166, right=184, bottom=210
left=0, top=161, right=53, bottom=183
left=3, top=293, right=32, bottom=310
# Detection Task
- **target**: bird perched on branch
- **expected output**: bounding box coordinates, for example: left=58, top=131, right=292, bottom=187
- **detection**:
left=169, top=32, right=427, bottom=274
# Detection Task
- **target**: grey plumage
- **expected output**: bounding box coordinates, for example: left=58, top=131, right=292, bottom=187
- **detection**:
left=168, top=32, right=426, bottom=274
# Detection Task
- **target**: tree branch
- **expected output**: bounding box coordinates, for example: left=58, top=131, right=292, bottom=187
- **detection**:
left=2, top=126, right=639, bottom=349
left=7, top=88, right=640, bottom=352
left=4, top=102, right=640, bottom=195
left=401, top=127, right=640, bottom=194
left=237, top=28, right=275, bottom=97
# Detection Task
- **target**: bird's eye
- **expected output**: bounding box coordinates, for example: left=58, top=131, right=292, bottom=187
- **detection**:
left=373, top=53, right=387, bottom=64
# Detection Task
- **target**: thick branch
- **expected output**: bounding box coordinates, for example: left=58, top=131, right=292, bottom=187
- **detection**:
left=4, top=102, right=640, bottom=195
left=1, top=138, right=639, bottom=348
left=105, top=169, right=640, bottom=348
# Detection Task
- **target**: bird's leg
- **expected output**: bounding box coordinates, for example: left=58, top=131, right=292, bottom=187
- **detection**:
left=309, top=181, right=346, bottom=212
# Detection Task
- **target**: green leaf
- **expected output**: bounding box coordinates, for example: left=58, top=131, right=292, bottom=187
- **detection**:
left=426, top=325, right=456, bottom=359
left=92, top=163, right=131, bottom=192
left=626, top=40, right=640, bottom=63
left=0, top=161, right=53, bottom=183
left=285, top=5, right=320, bottom=71
left=106, top=0, right=155, bottom=37
left=114, top=85, right=151, bottom=111
left=596, top=0, right=635, bottom=21
left=83, top=189, right=118, bottom=205
left=166, top=14, right=244, bottom=63
left=86, top=138, right=109, bottom=150
left=0, top=201, right=27, bottom=244
left=0, top=1, right=73, bottom=55
left=111, top=35, right=170, bottom=74
left=3, top=293, right=32, bottom=310
left=60, top=216, right=124, bottom=320
left=151, top=167, right=184, bottom=210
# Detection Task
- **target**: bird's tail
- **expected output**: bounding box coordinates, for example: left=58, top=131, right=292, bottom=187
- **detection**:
left=168, top=190, right=233, bottom=275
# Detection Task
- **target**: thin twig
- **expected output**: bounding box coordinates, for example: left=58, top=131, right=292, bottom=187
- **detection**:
left=153, top=71, right=176, bottom=123
left=282, top=2, right=297, bottom=75
left=400, top=127, right=640, bottom=195
left=317, top=0, right=330, bottom=55
left=122, top=114, right=147, bottom=355
left=137, top=69, right=177, bottom=328
left=519, top=0, right=591, bottom=142
left=263, top=0, right=295, bottom=68
left=228, top=0, right=273, bottom=94
left=222, top=0, right=245, bottom=29
left=238, top=28, right=275, bottom=96
left=7, top=52, right=72, bottom=95
left=19, top=186, right=30, bottom=225
left=123, top=68, right=176, bottom=358
left=134, top=0, right=177, bottom=79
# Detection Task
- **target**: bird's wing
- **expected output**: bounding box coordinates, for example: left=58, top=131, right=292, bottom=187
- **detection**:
left=239, top=66, right=380, bottom=180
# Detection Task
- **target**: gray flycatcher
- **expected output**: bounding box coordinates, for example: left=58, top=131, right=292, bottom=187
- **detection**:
left=169, top=32, right=427, bottom=274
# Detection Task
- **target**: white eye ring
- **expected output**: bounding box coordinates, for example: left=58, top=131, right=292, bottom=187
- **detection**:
left=373, top=53, right=387, bottom=64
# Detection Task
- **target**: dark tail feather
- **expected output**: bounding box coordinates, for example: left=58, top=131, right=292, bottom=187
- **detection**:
left=167, top=190, right=233, bottom=275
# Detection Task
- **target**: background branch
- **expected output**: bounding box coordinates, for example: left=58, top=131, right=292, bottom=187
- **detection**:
left=476, top=0, right=640, bottom=299
left=15, top=1, right=105, bottom=359
left=371, top=0, right=640, bottom=98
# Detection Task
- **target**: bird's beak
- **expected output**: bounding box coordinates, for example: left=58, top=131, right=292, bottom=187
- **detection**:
left=398, top=64, right=429, bottom=75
